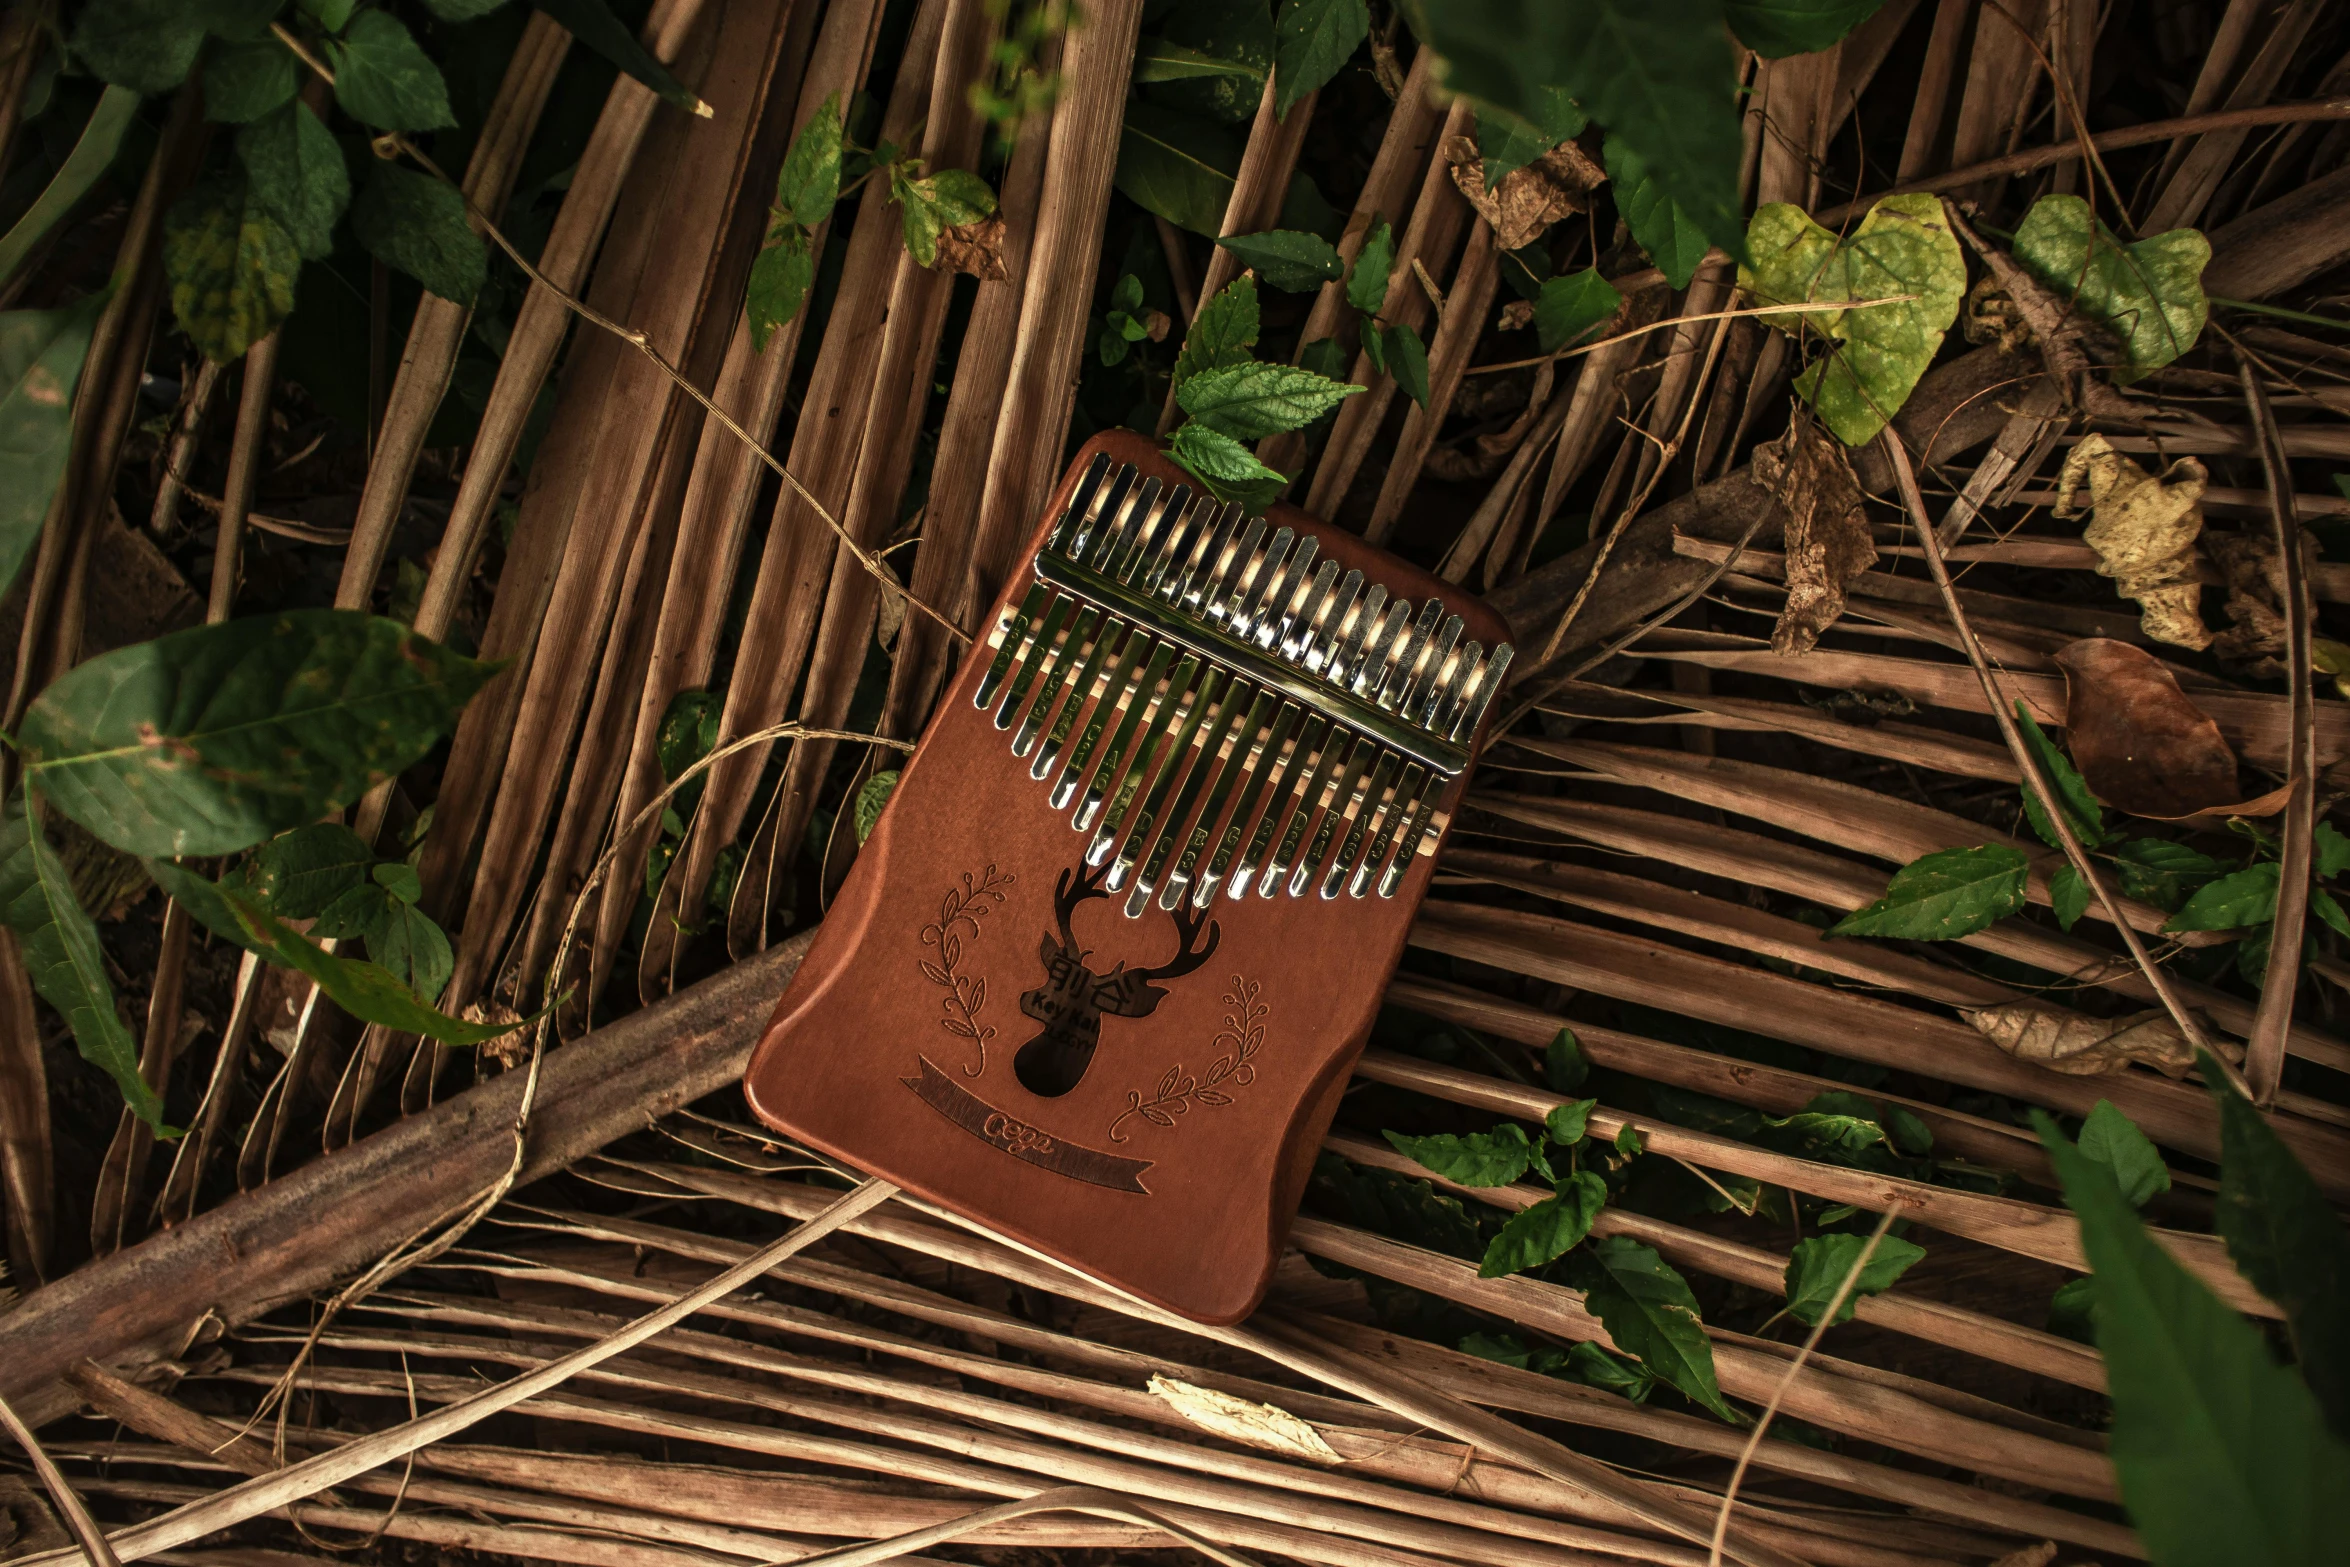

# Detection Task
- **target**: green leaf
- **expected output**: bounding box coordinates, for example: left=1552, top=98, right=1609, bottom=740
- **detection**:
left=1297, top=336, right=1346, bottom=381
left=425, top=0, right=514, bottom=18
left=204, top=38, right=300, bottom=123
left=2012, top=194, right=2208, bottom=381
left=152, top=862, right=510, bottom=1042
left=1545, top=1026, right=1589, bottom=1092
left=1782, top=1232, right=1924, bottom=1327
left=2115, top=837, right=2222, bottom=912
left=1172, top=275, right=1260, bottom=395
left=746, top=227, right=816, bottom=353
left=853, top=770, right=899, bottom=844
left=1612, top=1123, right=1644, bottom=1157
left=2047, top=1274, right=2098, bottom=1343
left=1346, top=216, right=1395, bottom=316
left=2316, top=822, right=2350, bottom=879
left=2203, top=1051, right=2350, bottom=1440
left=1382, top=321, right=1429, bottom=407
left=0, top=290, right=112, bottom=604
left=1419, top=0, right=1746, bottom=260
left=1274, top=0, right=1368, bottom=115
left=237, top=103, right=349, bottom=262
left=373, top=860, right=422, bottom=903
left=1566, top=1235, right=1737, bottom=1421
left=1480, top=1170, right=1607, bottom=1278
left=776, top=92, right=845, bottom=226
left=1477, top=88, right=1587, bottom=185
left=297, top=0, right=354, bottom=31
left=1360, top=319, right=1388, bottom=374
left=1740, top=194, right=1967, bottom=446
left=2035, top=1108, right=2350, bottom=1565
left=2315, top=887, right=2350, bottom=941
left=1545, top=1097, right=1596, bottom=1145
left=0, top=86, right=141, bottom=288
left=1534, top=266, right=1621, bottom=354
left=1216, top=229, right=1344, bottom=293
left=1604, top=135, right=1710, bottom=290
left=72, top=0, right=206, bottom=93
left=532, top=0, right=705, bottom=116
left=1723, top=0, right=1885, bottom=59
left=1178, top=360, right=1361, bottom=440
left=1145, top=0, right=1273, bottom=122
left=1826, top=844, right=2029, bottom=940
left=1384, top=1122, right=1533, bottom=1187
left=245, top=822, right=372, bottom=917
left=199, top=1, right=290, bottom=42
left=2016, top=701, right=2104, bottom=849
left=1134, top=41, right=1264, bottom=84
left=162, top=173, right=301, bottom=364
left=1117, top=100, right=1241, bottom=237
left=657, top=688, right=724, bottom=784
left=2080, top=1098, right=2171, bottom=1209
left=894, top=166, right=997, bottom=268
left=313, top=874, right=451, bottom=998
left=0, top=794, right=163, bottom=1130
left=1167, top=422, right=1286, bottom=508
left=329, top=11, right=454, bottom=131
left=2166, top=862, right=2280, bottom=933
left=20, top=610, right=499, bottom=858
left=2049, top=862, right=2088, bottom=931
left=1766, top=1094, right=1889, bottom=1162
left=1883, top=1103, right=1933, bottom=1155
left=351, top=163, right=486, bottom=306
left=1565, top=1340, right=1659, bottom=1401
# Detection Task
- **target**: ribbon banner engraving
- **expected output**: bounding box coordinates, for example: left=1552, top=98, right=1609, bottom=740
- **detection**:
left=903, top=1056, right=1156, bottom=1193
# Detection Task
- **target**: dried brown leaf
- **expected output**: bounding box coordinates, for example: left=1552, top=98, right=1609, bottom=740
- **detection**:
left=2054, top=432, right=2212, bottom=650
left=1986, top=1544, right=2058, bottom=1567
left=1753, top=420, right=1876, bottom=656
left=1497, top=298, right=1535, bottom=333
left=2054, top=638, right=2288, bottom=818
left=931, top=215, right=1009, bottom=281
left=1145, top=1374, right=1342, bottom=1464
left=2207, top=525, right=2318, bottom=677
left=1444, top=135, right=1605, bottom=252
left=1963, top=998, right=2239, bottom=1078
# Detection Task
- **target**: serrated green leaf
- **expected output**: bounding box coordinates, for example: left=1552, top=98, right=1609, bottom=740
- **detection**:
left=533, top=0, right=703, bottom=115
left=2035, top=1108, right=2350, bottom=1564
left=0, top=794, right=164, bottom=1130
left=1346, top=216, right=1394, bottom=316
left=237, top=102, right=349, bottom=262
left=1480, top=1170, right=1607, bottom=1277
left=1382, top=321, right=1428, bottom=407
left=853, top=770, right=900, bottom=844
left=72, top=0, right=206, bottom=93
left=21, top=610, right=499, bottom=858
left=1171, top=275, right=1259, bottom=395
left=746, top=227, right=815, bottom=354
left=1477, top=88, right=1587, bottom=185
left=1545, top=1026, right=1589, bottom=1092
left=1216, top=229, right=1344, bottom=293
left=2204, top=1051, right=2350, bottom=1440
left=1765, top=1093, right=1890, bottom=1163
left=2016, top=701, right=2104, bottom=849
left=0, top=290, right=112, bottom=605
left=1534, top=266, right=1620, bottom=354
left=1274, top=0, right=1367, bottom=115
left=373, top=859, right=422, bottom=903
left=2115, top=837, right=2223, bottom=912
left=1782, top=1232, right=1923, bottom=1326
left=2012, top=194, right=2207, bottom=381
left=1565, top=1340, right=1659, bottom=1401
left=1167, top=422, right=1286, bottom=508
left=1116, top=100, right=1241, bottom=237
left=1613, top=1123, right=1644, bottom=1156
left=1604, top=135, right=1710, bottom=289
left=2316, top=821, right=2350, bottom=879
left=351, top=163, right=485, bottom=305
left=2050, top=861, right=2088, bottom=931
left=2166, top=862, right=2279, bottom=933
left=245, top=822, right=372, bottom=917
left=1385, top=1122, right=1532, bottom=1187
left=1420, top=0, right=1746, bottom=260
left=202, top=38, right=299, bottom=123
left=895, top=166, right=996, bottom=268
left=1297, top=335, right=1346, bottom=381
left=1178, top=359, right=1361, bottom=440
left=1741, top=194, right=1966, bottom=446
left=162, top=173, right=300, bottom=364
left=1827, top=844, right=2029, bottom=940
left=776, top=92, right=844, bottom=226
left=2080, top=1098, right=2171, bottom=1209
left=330, top=11, right=454, bottom=131
left=1724, top=0, right=1885, bottom=59
left=1545, top=1097, right=1596, bottom=1145
left=1567, top=1234, right=1736, bottom=1421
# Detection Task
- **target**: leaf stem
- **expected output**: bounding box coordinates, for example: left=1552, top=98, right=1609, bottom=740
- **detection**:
left=1463, top=296, right=1916, bottom=377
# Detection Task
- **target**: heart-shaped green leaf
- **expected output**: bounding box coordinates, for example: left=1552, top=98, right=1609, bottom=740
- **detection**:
left=2011, top=193, right=2208, bottom=382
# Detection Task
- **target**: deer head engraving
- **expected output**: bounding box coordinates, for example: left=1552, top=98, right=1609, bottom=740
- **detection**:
left=1013, top=860, right=1221, bottom=1098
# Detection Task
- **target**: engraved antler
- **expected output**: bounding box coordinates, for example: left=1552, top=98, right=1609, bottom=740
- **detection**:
left=1047, top=859, right=1114, bottom=954
left=1124, top=897, right=1221, bottom=992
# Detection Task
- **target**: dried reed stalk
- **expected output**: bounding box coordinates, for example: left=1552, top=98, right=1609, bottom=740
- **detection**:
left=1363, top=221, right=1500, bottom=543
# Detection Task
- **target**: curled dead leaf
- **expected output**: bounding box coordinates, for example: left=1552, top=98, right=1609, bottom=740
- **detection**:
left=930, top=214, right=1009, bottom=281
left=1986, top=1544, right=2058, bottom=1567
left=1445, top=134, right=1605, bottom=252
left=1963, top=998, right=2240, bottom=1079
left=1497, top=297, right=1536, bottom=333
left=1141, top=307, right=1171, bottom=343
left=1960, top=276, right=2033, bottom=355
left=2054, top=638, right=2287, bottom=818
left=1146, top=1375, right=1342, bottom=1463
left=1752, top=418, right=1875, bottom=656
left=2206, top=526, right=2317, bottom=678
left=2055, top=433, right=2211, bottom=651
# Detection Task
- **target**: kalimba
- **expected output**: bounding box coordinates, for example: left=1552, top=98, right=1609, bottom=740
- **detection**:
left=746, top=431, right=1514, bottom=1322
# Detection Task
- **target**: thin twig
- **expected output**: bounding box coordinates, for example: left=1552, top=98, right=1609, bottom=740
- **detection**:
left=761, top=1485, right=1261, bottom=1567
left=2237, top=354, right=2316, bottom=1105
left=1878, top=429, right=2254, bottom=1096
left=1466, top=296, right=1915, bottom=377
left=0, top=1387, right=123, bottom=1567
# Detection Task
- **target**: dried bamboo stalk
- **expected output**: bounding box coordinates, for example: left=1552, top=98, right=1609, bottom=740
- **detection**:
left=2143, top=0, right=2323, bottom=232
left=147, top=360, right=222, bottom=539
left=85, top=900, right=188, bottom=1257
left=1943, top=0, right=2050, bottom=207
left=1363, top=221, right=1501, bottom=544
left=0, top=930, right=50, bottom=1284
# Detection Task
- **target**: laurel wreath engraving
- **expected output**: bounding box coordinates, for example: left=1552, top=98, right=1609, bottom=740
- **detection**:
left=918, top=865, right=1015, bottom=1076
left=1108, top=975, right=1267, bottom=1144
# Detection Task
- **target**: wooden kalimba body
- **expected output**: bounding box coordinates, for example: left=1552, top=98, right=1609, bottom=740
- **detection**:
left=745, top=431, right=1513, bottom=1323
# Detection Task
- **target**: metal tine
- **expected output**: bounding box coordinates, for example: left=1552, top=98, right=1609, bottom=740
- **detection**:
left=1375, top=598, right=1446, bottom=712
left=1131, top=676, right=1258, bottom=912
left=1090, top=649, right=1206, bottom=871
left=1346, top=596, right=1410, bottom=695
left=1231, top=712, right=1332, bottom=899
left=1045, top=619, right=1152, bottom=802
left=1160, top=683, right=1276, bottom=909
left=1423, top=641, right=1478, bottom=739
left=1203, top=518, right=1267, bottom=633
left=1403, top=615, right=1465, bottom=726
left=1010, top=601, right=1104, bottom=756
left=1285, top=734, right=1378, bottom=896
left=1122, top=481, right=1188, bottom=589
left=1050, top=453, right=1120, bottom=557
left=1321, top=747, right=1401, bottom=898
left=1352, top=759, right=1426, bottom=898
left=975, top=580, right=1052, bottom=712
left=1255, top=536, right=1320, bottom=650
left=1106, top=662, right=1228, bottom=898
left=1302, top=569, right=1362, bottom=675
left=991, top=591, right=1076, bottom=731
left=999, top=463, right=1144, bottom=719
left=1072, top=638, right=1178, bottom=832
left=1380, top=786, right=1448, bottom=898
left=1324, top=583, right=1385, bottom=686
left=1231, top=526, right=1297, bottom=642
left=1275, top=557, right=1339, bottom=662
left=1445, top=643, right=1513, bottom=743
left=1169, top=499, right=1234, bottom=612
left=1193, top=699, right=1303, bottom=906
left=980, top=460, right=1127, bottom=714
left=1259, top=721, right=1355, bottom=896
left=1088, top=473, right=1160, bottom=575
left=1135, top=485, right=1199, bottom=596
